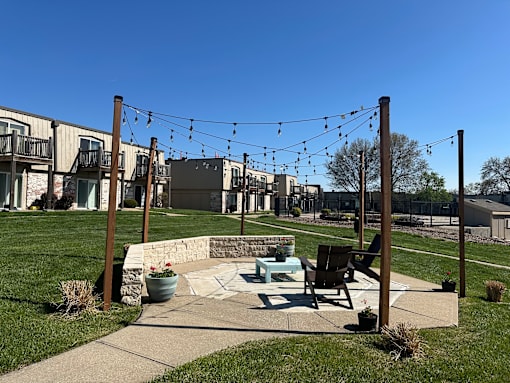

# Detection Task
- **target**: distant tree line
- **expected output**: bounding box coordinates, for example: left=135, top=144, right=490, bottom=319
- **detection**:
left=326, top=133, right=510, bottom=199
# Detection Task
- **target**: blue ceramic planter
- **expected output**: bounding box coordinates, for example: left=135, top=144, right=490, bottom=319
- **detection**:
left=145, top=274, right=179, bottom=302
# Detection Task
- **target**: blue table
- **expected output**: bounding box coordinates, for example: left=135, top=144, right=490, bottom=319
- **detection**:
left=255, top=257, right=302, bottom=283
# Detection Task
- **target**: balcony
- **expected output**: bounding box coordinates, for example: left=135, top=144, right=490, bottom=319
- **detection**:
left=78, top=149, right=125, bottom=171
left=0, top=132, right=52, bottom=164
left=135, top=162, right=171, bottom=179
left=231, top=176, right=242, bottom=189
left=292, top=185, right=302, bottom=195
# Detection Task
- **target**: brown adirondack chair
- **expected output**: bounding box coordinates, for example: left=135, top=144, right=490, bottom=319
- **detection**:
left=348, top=234, right=381, bottom=282
left=299, top=245, right=353, bottom=309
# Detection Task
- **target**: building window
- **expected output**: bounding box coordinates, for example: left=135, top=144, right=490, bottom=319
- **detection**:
left=0, top=120, right=27, bottom=135
left=232, top=167, right=240, bottom=187
left=77, top=179, right=97, bottom=209
left=0, top=172, right=22, bottom=209
left=79, top=137, right=102, bottom=151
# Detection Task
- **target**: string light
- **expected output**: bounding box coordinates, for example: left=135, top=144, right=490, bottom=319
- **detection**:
left=232, top=123, right=237, bottom=138
left=122, top=102, right=379, bottom=181
left=134, top=110, right=139, bottom=124
left=122, top=111, right=127, bottom=126
left=147, top=111, right=152, bottom=128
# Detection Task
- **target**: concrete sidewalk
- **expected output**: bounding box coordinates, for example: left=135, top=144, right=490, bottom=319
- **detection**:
left=0, top=258, right=458, bottom=383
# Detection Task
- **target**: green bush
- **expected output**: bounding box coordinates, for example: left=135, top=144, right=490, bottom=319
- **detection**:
left=291, top=207, right=302, bottom=217
left=123, top=199, right=138, bottom=208
left=54, top=195, right=74, bottom=210
left=321, top=208, right=331, bottom=216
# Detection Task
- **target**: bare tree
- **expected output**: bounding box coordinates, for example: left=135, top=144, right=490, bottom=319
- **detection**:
left=327, top=133, right=429, bottom=193
left=480, top=156, right=510, bottom=194
left=326, top=138, right=378, bottom=192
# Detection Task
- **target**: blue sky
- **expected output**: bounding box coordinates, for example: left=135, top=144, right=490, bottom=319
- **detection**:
left=2, top=1, right=509, bottom=191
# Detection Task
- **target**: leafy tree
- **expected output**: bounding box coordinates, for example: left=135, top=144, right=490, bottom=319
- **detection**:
left=480, top=156, right=510, bottom=194
left=325, top=138, right=378, bottom=192
left=326, top=133, right=429, bottom=193
left=414, top=171, right=452, bottom=202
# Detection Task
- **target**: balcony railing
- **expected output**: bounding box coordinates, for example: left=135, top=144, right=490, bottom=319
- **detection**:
left=135, top=162, right=171, bottom=178
left=0, top=132, right=52, bottom=160
left=78, top=149, right=125, bottom=170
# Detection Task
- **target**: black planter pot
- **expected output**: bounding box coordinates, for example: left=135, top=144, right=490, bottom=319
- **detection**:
left=275, top=252, right=286, bottom=262
left=442, top=281, right=456, bottom=292
left=358, top=313, right=378, bottom=331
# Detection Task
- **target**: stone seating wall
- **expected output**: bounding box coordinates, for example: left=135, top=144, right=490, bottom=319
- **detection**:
left=120, top=235, right=294, bottom=306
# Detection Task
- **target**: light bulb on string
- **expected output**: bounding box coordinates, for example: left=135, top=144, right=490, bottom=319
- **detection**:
left=303, top=141, right=307, bottom=154
left=227, top=140, right=231, bottom=155
left=325, top=146, right=329, bottom=157
left=146, top=112, right=152, bottom=128
left=122, top=111, right=127, bottom=126
left=134, top=110, right=139, bottom=124
left=313, top=166, right=316, bottom=174
left=324, top=117, right=328, bottom=131
left=277, top=122, right=282, bottom=137
left=451, top=137, right=454, bottom=146
left=201, top=145, right=205, bottom=158
left=272, top=151, right=275, bottom=163
left=170, top=130, right=174, bottom=142
left=338, top=126, right=342, bottom=138
left=232, top=123, right=237, bottom=138
left=195, top=161, right=199, bottom=170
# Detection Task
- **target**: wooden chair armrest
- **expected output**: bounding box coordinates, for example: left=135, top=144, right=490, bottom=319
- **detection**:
left=349, top=250, right=381, bottom=257
left=299, top=256, right=316, bottom=270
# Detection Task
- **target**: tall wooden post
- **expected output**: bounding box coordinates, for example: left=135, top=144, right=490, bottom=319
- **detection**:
left=458, top=130, right=465, bottom=298
left=359, top=150, right=365, bottom=250
left=142, top=137, right=157, bottom=243
left=103, top=95, right=123, bottom=311
left=240, top=153, right=248, bottom=235
left=378, top=96, right=391, bottom=328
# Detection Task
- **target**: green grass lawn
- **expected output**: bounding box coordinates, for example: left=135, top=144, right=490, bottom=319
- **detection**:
left=2, top=210, right=510, bottom=381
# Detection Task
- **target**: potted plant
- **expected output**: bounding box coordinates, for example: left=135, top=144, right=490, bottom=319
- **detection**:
left=358, top=299, right=378, bottom=331
left=276, top=237, right=295, bottom=257
left=145, top=262, right=179, bottom=302
left=442, top=271, right=456, bottom=292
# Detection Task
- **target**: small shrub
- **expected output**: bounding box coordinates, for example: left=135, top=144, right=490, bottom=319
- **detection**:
left=56, top=280, right=100, bottom=317
left=381, top=322, right=427, bottom=360
left=291, top=207, right=302, bottom=217
left=321, top=208, right=331, bottom=216
left=485, top=280, right=506, bottom=302
left=123, top=198, right=138, bottom=208
left=157, top=192, right=169, bottom=208
left=54, top=195, right=74, bottom=210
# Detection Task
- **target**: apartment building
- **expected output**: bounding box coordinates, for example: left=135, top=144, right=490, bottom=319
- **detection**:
left=0, top=105, right=169, bottom=210
left=168, top=157, right=305, bottom=213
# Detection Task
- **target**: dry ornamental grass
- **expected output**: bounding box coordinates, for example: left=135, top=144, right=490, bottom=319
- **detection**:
left=56, top=280, right=101, bottom=317
left=380, top=322, right=427, bottom=360
left=485, top=280, right=506, bottom=302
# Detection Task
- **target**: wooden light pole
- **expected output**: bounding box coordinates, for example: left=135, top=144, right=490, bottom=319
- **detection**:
left=359, top=150, right=365, bottom=250
left=378, top=96, right=391, bottom=327
left=142, top=137, right=157, bottom=243
left=458, top=129, right=465, bottom=298
left=240, top=153, right=248, bottom=235
left=103, top=95, right=123, bottom=311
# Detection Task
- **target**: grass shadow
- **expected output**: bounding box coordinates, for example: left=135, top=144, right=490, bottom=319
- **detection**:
left=94, top=264, right=124, bottom=303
